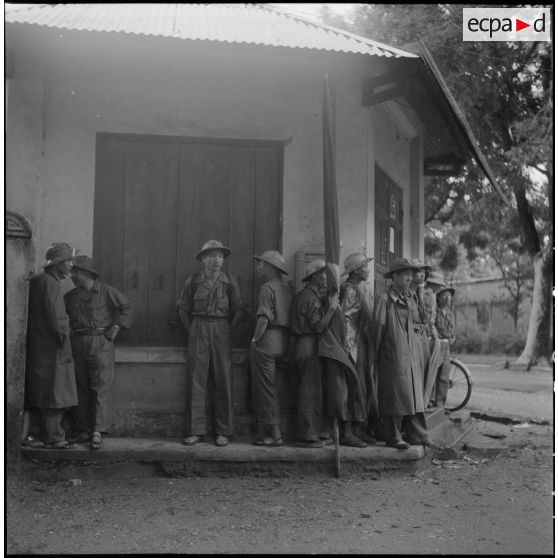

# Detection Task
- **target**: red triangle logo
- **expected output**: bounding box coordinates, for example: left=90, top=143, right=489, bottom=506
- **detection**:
left=516, top=18, right=530, bottom=32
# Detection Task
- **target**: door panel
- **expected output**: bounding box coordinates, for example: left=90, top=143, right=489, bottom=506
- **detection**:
left=93, top=137, right=126, bottom=291
left=228, top=146, right=257, bottom=345
left=94, top=134, right=282, bottom=346
left=146, top=142, right=179, bottom=344
left=122, top=141, right=154, bottom=344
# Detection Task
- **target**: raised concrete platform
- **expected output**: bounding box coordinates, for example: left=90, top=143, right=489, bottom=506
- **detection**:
left=19, top=409, right=474, bottom=479
left=20, top=437, right=428, bottom=479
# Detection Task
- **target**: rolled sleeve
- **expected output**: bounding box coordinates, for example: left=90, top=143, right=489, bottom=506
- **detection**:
left=176, top=276, right=194, bottom=315
left=256, top=283, right=275, bottom=322
left=229, top=276, right=245, bottom=314
left=106, top=285, right=134, bottom=329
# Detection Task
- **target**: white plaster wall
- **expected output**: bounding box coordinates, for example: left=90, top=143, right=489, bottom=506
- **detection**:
left=6, top=37, right=45, bottom=266
left=372, top=104, right=413, bottom=258
left=7, top=27, right=414, bottom=280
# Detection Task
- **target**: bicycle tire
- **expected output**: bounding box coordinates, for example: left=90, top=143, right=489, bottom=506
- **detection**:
left=444, top=358, right=473, bottom=412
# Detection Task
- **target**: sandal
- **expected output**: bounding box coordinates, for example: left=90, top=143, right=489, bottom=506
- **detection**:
left=43, top=440, right=77, bottom=450
left=183, top=435, right=202, bottom=446
left=294, top=440, right=324, bottom=448
left=253, top=437, right=283, bottom=447
left=90, top=433, right=103, bottom=451
left=21, top=436, right=44, bottom=448
left=68, top=431, right=90, bottom=444
left=215, top=435, right=229, bottom=447
left=340, top=435, right=367, bottom=448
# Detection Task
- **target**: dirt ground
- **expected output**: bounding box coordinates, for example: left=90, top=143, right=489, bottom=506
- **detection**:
left=6, top=420, right=553, bottom=555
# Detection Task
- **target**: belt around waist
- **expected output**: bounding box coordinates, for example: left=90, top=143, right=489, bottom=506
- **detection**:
left=194, top=316, right=229, bottom=322
left=267, top=324, right=289, bottom=331
left=73, top=328, right=106, bottom=336
left=295, top=332, right=319, bottom=339
left=439, top=338, right=451, bottom=343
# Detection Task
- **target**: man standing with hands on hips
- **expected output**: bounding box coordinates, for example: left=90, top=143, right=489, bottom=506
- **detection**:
left=64, top=255, right=134, bottom=450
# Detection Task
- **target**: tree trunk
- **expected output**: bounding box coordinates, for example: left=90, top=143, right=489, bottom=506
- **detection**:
left=515, top=252, right=551, bottom=367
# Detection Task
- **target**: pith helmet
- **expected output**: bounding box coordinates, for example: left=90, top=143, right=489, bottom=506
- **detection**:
left=301, top=259, right=327, bottom=282
left=253, top=250, right=289, bottom=274
left=436, top=284, right=456, bottom=297
left=196, top=239, right=231, bottom=261
left=71, top=255, right=100, bottom=278
left=426, top=269, right=446, bottom=287
left=383, top=257, right=420, bottom=279
left=341, top=253, right=373, bottom=277
left=44, top=242, right=75, bottom=269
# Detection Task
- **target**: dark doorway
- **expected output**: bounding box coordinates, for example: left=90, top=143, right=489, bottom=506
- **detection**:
left=374, top=164, right=403, bottom=300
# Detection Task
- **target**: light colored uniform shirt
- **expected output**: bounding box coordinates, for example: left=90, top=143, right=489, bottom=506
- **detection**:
left=256, top=278, right=293, bottom=327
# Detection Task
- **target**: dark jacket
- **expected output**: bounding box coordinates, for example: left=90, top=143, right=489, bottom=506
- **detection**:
left=373, top=288, right=424, bottom=416
left=25, top=270, right=77, bottom=409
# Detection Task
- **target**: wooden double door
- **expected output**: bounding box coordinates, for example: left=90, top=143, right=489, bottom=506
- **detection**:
left=93, top=133, right=283, bottom=346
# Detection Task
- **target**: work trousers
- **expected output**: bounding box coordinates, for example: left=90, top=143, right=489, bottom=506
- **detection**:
left=294, top=334, right=324, bottom=442
left=383, top=413, right=429, bottom=445
left=185, top=318, right=233, bottom=437
left=421, top=333, right=441, bottom=408
left=249, top=327, right=290, bottom=428
left=71, top=333, right=115, bottom=434
left=40, top=408, right=67, bottom=444
left=431, top=341, right=451, bottom=406
left=325, top=359, right=365, bottom=423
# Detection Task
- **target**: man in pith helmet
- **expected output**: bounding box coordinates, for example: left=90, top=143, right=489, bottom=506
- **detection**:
left=25, top=242, right=78, bottom=449
left=177, top=240, right=245, bottom=447
left=250, top=250, right=293, bottom=446
left=338, top=252, right=384, bottom=445
left=64, top=255, right=134, bottom=450
left=290, top=259, right=338, bottom=448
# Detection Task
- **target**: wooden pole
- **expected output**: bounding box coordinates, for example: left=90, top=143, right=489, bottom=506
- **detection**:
left=333, top=416, right=341, bottom=478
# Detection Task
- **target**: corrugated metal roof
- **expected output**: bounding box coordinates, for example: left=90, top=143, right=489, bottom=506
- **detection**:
left=5, top=3, right=417, bottom=59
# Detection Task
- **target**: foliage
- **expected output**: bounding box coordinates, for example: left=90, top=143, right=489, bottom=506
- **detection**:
left=453, top=323, right=526, bottom=356
left=320, top=4, right=553, bottom=360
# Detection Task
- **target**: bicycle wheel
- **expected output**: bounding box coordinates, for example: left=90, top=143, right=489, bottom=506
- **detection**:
left=444, top=358, right=473, bottom=412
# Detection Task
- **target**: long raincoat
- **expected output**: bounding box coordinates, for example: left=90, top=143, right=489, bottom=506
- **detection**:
left=25, top=270, right=77, bottom=409
left=372, top=288, right=424, bottom=416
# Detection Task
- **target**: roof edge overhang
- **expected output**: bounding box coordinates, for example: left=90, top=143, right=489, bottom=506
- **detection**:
left=417, top=39, right=511, bottom=206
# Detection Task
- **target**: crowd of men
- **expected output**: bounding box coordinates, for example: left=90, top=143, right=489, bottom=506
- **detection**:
left=22, top=239, right=456, bottom=452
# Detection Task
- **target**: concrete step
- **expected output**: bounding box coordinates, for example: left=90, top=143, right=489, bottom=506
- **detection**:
left=20, top=437, right=428, bottom=479
left=19, top=409, right=473, bottom=479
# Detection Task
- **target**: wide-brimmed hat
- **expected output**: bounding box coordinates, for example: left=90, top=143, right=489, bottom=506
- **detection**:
left=301, top=259, right=327, bottom=282
left=71, top=255, right=100, bottom=278
left=411, top=258, right=431, bottom=271
left=253, top=250, right=289, bottom=274
left=383, top=257, right=420, bottom=279
left=43, top=242, right=76, bottom=268
left=426, top=269, right=446, bottom=287
left=341, top=253, right=373, bottom=277
left=196, top=239, right=231, bottom=261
